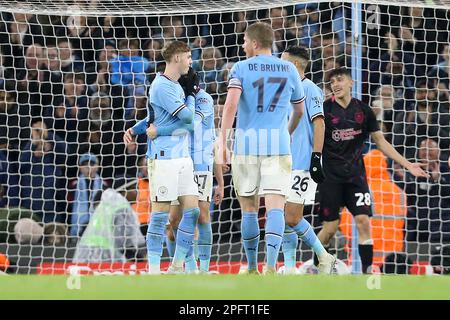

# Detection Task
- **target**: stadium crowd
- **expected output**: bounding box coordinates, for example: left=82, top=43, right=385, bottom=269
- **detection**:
left=0, top=2, right=449, bottom=269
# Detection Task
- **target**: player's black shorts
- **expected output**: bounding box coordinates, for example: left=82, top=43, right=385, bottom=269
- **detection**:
left=318, top=177, right=373, bottom=222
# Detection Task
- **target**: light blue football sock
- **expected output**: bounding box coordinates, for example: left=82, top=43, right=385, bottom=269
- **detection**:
left=172, top=207, right=200, bottom=268
left=282, top=225, right=298, bottom=269
left=292, top=218, right=327, bottom=257
left=146, top=211, right=169, bottom=272
left=265, top=209, right=285, bottom=269
left=198, top=222, right=212, bottom=272
left=241, top=212, right=260, bottom=270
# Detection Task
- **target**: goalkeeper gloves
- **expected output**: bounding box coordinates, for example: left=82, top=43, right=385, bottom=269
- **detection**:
left=179, top=67, right=199, bottom=98
left=310, top=152, right=325, bottom=183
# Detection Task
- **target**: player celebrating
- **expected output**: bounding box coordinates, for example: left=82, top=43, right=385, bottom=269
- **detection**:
left=220, top=22, right=305, bottom=274
left=147, top=67, right=224, bottom=273
left=317, top=67, right=428, bottom=273
left=280, top=46, right=335, bottom=274
left=124, top=41, right=199, bottom=274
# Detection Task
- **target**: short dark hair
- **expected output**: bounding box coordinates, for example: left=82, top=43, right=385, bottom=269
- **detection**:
left=285, top=45, right=309, bottom=60
left=328, top=67, right=352, bottom=80
left=284, top=45, right=309, bottom=69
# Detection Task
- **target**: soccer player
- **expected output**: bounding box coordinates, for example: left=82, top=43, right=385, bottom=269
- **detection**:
left=280, top=46, right=336, bottom=274
left=317, top=67, right=428, bottom=273
left=123, top=41, right=199, bottom=274
left=147, top=67, right=224, bottom=273
left=219, top=22, right=305, bottom=274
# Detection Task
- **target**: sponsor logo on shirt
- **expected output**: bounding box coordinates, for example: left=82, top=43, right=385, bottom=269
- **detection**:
left=332, top=128, right=362, bottom=142
left=197, top=97, right=209, bottom=105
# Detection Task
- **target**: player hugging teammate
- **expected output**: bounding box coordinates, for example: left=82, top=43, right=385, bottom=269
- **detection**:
left=124, top=41, right=224, bottom=274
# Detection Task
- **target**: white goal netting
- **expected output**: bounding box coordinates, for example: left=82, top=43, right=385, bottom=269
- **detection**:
left=0, top=0, right=449, bottom=275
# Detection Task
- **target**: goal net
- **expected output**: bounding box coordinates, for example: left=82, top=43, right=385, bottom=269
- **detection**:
left=0, top=0, right=449, bottom=275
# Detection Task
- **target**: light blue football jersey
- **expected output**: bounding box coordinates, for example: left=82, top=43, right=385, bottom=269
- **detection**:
left=228, top=54, right=305, bottom=156
left=148, top=73, right=191, bottom=159
left=191, top=89, right=215, bottom=172
left=291, top=77, right=324, bottom=170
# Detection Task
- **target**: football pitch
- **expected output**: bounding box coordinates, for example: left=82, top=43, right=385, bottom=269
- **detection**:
left=1, top=275, right=450, bottom=300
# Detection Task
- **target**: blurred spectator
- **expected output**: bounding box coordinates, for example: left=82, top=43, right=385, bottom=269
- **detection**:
left=310, top=32, right=343, bottom=84
left=369, top=31, right=416, bottom=98
left=428, top=44, right=450, bottom=90
left=91, top=16, right=126, bottom=44
left=110, top=39, right=149, bottom=87
left=194, top=46, right=224, bottom=95
left=393, top=97, right=449, bottom=161
left=222, top=11, right=248, bottom=60
left=143, top=38, right=163, bottom=74
left=41, top=46, right=65, bottom=107
left=16, top=44, right=46, bottom=112
left=155, top=16, right=188, bottom=42
left=56, top=39, right=83, bottom=73
left=399, top=7, right=442, bottom=68
left=371, top=84, right=403, bottom=141
left=18, top=119, right=67, bottom=223
left=67, top=15, right=102, bottom=72
left=88, top=92, right=113, bottom=128
left=109, top=39, right=149, bottom=118
left=217, top=62, right=235, bottom=104
left=394, top=138, right=450, bottom=244
left=70, top=153, right=105, bottom=238
left=90, top=42, right=116, bottom=92
left=0, top=11, right=35, bottom=72
left=131, top=156, right=151, bottom=234
left=292, top=3, right=320, bottom=48
left=0, top=132, right=19, bottom=208
left=0, top=52, right=6, bottom=90
left=0, top=90, right=20, bottom=148
left=73, top=178, right=146, bottom=263
left=404, top=80, right=435, bottom=111
left=269, top=7, right=296, bottom=56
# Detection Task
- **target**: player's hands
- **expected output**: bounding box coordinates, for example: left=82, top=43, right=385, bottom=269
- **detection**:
left=179, top=67, right=199, bottom=97
left=146, top=123, right=158, bottom=140
left=309, top=152, right=325, bottom=183
left=123, top=128, right=135, bottom=145
left=213, top=184, right=224, bottom=205
left=406, top=162, right=429, bottom=178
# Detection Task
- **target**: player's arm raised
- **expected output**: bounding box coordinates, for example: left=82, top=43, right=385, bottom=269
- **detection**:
left=371, top=130, right=429, bottom=178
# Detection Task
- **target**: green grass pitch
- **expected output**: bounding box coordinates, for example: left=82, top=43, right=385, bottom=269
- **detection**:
left=1, top=275, right=450, bottom=300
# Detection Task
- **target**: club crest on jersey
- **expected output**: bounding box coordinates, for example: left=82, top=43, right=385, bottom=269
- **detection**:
left=354, top=112, right=364, bottom=124
left=158, top=186, right=168, bottom=196
left=330, top=114, right=340, bottom=125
